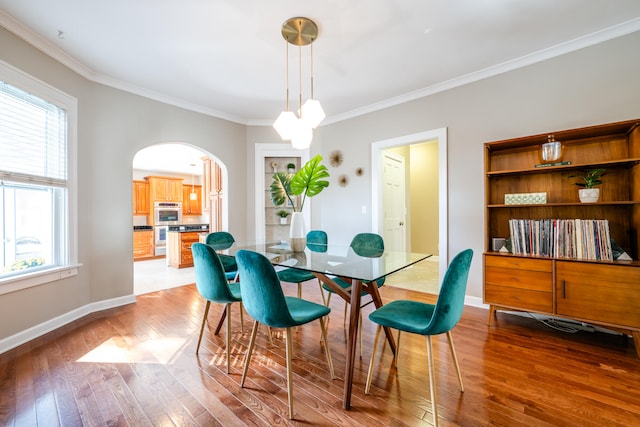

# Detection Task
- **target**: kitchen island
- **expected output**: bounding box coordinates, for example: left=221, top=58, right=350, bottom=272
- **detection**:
left=167, top=224, right=209, bottom=268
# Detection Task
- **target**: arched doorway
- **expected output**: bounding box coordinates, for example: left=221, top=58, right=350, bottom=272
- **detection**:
left=132, top=142, right=227, bottom=295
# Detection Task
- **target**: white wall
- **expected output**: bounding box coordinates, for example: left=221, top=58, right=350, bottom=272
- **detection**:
left=0, top=25, right=247, bottom=342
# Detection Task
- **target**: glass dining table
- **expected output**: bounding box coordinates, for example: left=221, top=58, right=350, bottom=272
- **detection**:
left=210, top=239, right=432, bottom=410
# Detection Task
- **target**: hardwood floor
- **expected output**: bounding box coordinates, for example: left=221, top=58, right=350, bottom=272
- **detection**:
left=1, top=282, right=639, bottom=426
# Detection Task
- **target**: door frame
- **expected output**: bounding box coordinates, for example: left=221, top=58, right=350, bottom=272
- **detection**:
left=371, top=127, right=448, bottom=282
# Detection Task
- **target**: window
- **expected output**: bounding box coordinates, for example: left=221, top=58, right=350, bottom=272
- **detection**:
left=0, top=60, right=78, bottom=292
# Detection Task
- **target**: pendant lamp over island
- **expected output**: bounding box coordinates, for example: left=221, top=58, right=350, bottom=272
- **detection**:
left=273, top=17, right=325, bottom=150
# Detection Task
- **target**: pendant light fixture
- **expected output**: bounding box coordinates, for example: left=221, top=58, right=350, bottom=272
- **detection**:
left=273, top=17, right=325, bottom=149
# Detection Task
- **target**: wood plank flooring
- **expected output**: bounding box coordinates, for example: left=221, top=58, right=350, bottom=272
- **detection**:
left=1, top=282, right=639, bottom=426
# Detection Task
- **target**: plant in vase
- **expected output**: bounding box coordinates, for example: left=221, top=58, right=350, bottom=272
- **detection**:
left=270, top=154, right=330, bottom=251
left=276, top=210, right=290, bottom=225
left=568, top=168, right=605, bottom=203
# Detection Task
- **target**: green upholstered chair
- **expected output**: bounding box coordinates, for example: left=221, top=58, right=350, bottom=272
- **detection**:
left=277, top=230, right=328, bottom=303
left=235, top=249, right=335, bottom=419
left=204, top=231, right=238, bottom=282
left=364, top=249, right=473, bottom=427
left=191, top=243, right=244, bottom=374
left=323, top=233, right=386, bottom=314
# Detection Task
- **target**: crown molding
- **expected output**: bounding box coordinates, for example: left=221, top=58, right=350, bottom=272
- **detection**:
left=3, top=10, right=639, bottom=127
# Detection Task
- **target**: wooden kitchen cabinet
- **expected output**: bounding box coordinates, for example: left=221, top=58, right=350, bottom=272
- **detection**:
left=146, top=176, right=183, bottom=202
left=133, top=230, right=154, bottom=260
left=167, top=231, right=200, bottom=268
left=182, top=184, right=202, bottom=215
left=132, top=180, right=150, bottom=215
left=483, top=119, right=640, bottom=357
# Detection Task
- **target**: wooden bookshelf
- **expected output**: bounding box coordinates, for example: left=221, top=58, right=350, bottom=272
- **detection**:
left=483, top=119, right=640, bottom=357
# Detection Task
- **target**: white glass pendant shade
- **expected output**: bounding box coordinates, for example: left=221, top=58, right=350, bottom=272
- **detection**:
left=291, top=122, right=313, bottom=149
left=273, top=111, right=297, bottom=140
left=189, top=192, right=197, bottom=200
left=300, top=99, right=325, bottom=129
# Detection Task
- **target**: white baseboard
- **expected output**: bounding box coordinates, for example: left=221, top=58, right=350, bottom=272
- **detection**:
left=465, top=295, right=487, bottom=309
left=0, top=294, right=136, bottom=355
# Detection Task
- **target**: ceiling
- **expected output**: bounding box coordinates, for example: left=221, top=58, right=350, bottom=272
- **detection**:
left=3, top=2, right=640, bottom=175
left=2, top=1, right=640, bottom=128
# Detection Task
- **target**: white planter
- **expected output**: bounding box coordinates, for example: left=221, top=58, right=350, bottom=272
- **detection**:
left=289, top=212, right=306, bottom=252
left=280, top=217, right=288, bottom=225
left=579, top=188, right=600, bottom=203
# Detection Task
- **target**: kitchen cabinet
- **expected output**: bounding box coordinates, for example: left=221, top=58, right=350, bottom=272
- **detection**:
left=167, top=231, right=200, bottom=268
left=133, top=229, right=154, bottom=260
left=182, top=184, right=202, bottom=215
left=132, top=180, right=150, bottom=215
left=483, top=119, right=640, bottom=357
left=146, top=176, right=183, bottom=202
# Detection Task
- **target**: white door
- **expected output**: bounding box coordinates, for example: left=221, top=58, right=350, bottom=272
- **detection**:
left=382, top=152, right=406, bottom=252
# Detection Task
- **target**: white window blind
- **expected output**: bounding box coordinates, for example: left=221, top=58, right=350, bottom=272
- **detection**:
left=0, top=80, right=67, bottom=187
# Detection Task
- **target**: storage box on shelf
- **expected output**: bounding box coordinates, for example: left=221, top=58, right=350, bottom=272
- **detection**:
left=483, top=119, right=640, bottom=357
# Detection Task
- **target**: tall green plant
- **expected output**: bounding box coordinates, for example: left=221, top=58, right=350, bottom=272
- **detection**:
left=270, top=154, right=330, bottom=212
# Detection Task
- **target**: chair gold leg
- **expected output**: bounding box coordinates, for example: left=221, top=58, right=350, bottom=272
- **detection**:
left=297, top=282, right=302, bottom=299
left=317, top=281, right=327, bottom=306
left=239, top=302, right=244, bottom=334
left=225, top=303, right=231, bottom=374
left=285, top=327, right=294, bottom=419
left=241, top=320, right=259, bottom=387
left=426, top=335, right=439, bottom=427
left=365, top=325, right=383, bottom=394
left=343, top=301, right=348, bottom=326
left=393, top=331, right=402, bottom=367
left=359, top=313, right=363, bottom=359
left=325, top=292, right=332, bottom=307
left=447, top=331, right=464, bottom=392
left=196, top=300, right=211, bottom=354
left=319, top=317, right=336, bottom=379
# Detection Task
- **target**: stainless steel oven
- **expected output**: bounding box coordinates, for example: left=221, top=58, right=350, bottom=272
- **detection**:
left=154, top=202, right=181, bottom=256
left=154, top=202, right=182, bottom=225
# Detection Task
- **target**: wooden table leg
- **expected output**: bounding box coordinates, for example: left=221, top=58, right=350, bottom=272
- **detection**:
left=367, top=280, right=396, bottom=356
left=343, top=279, right=363, bottom=410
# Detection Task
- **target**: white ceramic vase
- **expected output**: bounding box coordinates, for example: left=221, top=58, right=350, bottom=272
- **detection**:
left=289, top=212, right=306, bottom=252
left=579, top=188, right=600, bottom=203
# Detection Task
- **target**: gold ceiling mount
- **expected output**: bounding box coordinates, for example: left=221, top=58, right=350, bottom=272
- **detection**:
left=281, top=17, right=318, bottom=46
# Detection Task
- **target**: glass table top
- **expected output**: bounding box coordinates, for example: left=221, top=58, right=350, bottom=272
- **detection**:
left=210, top=240, right=431, bottom=282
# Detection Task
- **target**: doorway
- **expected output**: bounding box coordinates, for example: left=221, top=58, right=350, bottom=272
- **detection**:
left=371, top=128, right=448, bottom=287
left=132, top=142, right=227, bottom=295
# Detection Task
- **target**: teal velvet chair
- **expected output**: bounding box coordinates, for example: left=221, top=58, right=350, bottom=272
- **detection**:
left=323, top=232, right=386, bottom=311
left=204, top=231, right=238, bottom=282
left=191, top=243, right=243, bottom=374
left=277, top=230, right=328, bottom=303
left=364, top=249, right=473, bottom=427
left=235, top=249, right=335, bottom=419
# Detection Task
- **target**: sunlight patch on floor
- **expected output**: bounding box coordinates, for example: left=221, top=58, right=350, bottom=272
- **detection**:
left=77, top=336, right=189, bottom=364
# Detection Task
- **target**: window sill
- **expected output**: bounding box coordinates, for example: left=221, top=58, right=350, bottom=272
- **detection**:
left=0, top=264, right=82, bottom=296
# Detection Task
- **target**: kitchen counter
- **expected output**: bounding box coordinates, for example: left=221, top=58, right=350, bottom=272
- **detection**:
left=167, top=224, right=209, bottom=233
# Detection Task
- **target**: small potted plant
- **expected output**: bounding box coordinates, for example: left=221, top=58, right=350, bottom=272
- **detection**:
left=287, top=162, right=296, bottom=173
left=568, top=168, right=605, bottom=203
left=276, top=209, right=290, bottom=224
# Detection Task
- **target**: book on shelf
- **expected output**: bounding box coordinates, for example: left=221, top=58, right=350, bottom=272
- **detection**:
left=508, top=218, right=612, bottom=260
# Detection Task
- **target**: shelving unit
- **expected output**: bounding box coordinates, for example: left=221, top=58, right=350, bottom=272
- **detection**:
left=483, top=119, right=640, bottom=357
left=264, top=156, right=300, bottom=242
